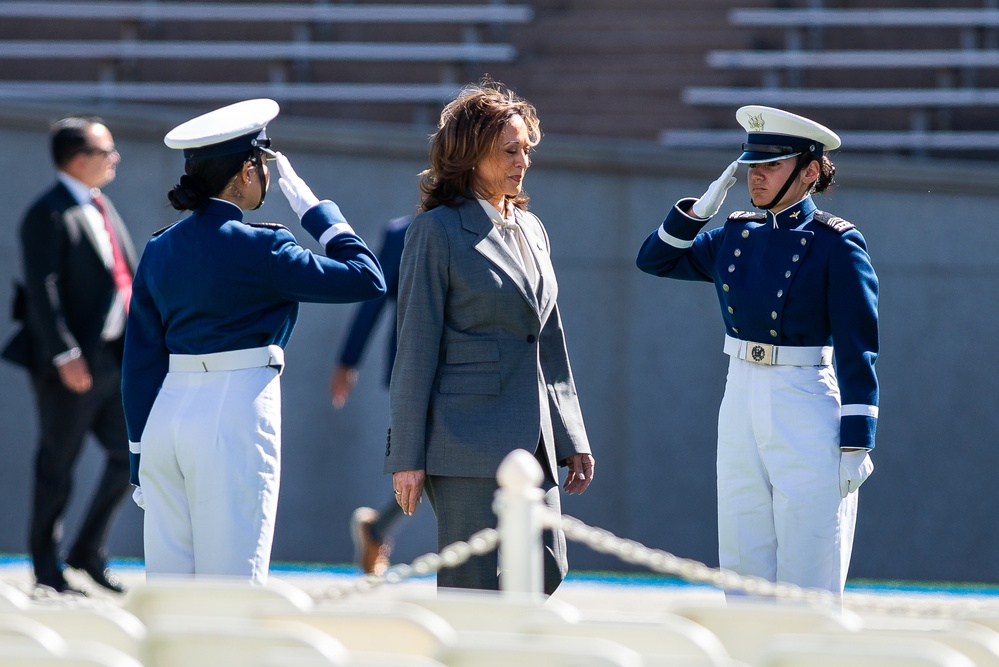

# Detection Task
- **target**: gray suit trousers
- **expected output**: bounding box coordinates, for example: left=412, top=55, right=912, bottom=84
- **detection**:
left=425, top=447, right=567, bottom=594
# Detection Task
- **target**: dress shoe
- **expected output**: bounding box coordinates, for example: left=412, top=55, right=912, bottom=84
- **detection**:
left=350, top=506, right=392, bottom=576
left=35, top=570, right=87, bottom=596
left=65, top=553, right=126, bottom=593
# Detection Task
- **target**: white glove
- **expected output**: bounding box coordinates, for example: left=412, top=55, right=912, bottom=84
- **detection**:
left=132, top=486, right=146, bottom=510
left=275, top=153, right=320, bottom=219
left=690, top=161, right=739, bottom=219
left=839, top=450, right=874, bottom=498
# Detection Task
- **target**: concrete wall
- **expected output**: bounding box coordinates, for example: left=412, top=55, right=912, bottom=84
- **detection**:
left=1, top=102, right=997, bottom=584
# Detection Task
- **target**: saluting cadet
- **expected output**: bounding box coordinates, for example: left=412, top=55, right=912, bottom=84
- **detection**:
left=636, top=106, right=879, bottom=595
left=121, top=99, right=386, bottom=583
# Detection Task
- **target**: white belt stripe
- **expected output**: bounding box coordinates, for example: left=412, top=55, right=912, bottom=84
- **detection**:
left=168, top=345, right=284, bottom=373
left=723, top=335, right=833, bottom=367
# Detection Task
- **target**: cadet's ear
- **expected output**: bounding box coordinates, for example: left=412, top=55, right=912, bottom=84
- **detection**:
left=802, top=158, right=821, bottom=183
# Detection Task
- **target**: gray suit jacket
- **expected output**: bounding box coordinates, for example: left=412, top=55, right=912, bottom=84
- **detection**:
left=387, top=198, right=591, bottom=479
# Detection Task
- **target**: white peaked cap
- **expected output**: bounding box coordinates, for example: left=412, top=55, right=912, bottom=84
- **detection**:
left=164, top=98, right=280, bottom=158
left=735, top=105, right=841, bottom=163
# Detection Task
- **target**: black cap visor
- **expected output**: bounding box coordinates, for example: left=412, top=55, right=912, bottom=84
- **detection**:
left=738, top=133, right=822, bottom=164
left=182, top=129, right=271, bottom=160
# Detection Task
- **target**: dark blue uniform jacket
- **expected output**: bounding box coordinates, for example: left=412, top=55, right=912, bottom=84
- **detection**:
left=122, top=199, right=386, bottom=483
left=636, top=195, right=879, bottom=450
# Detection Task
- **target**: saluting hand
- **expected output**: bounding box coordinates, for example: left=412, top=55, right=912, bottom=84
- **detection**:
left=563, top=453, right=595, bottom=495
left=274, top=152, right=320, bottom=219
left=690, top=161, right=739, bottom=220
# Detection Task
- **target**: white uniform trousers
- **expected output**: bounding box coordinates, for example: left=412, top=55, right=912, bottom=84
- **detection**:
left=140, top=365, right=281, bottom=584
left=716, top=357, right=858, bottom=594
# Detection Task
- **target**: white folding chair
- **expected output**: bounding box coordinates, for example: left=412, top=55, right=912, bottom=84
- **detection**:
left=258, top=599, right=456, bottom=658
left=122, top=576, right=313, bottom=624
left=143, top=615, right=350, bottom=667
left=0, top=613, right=68, bottom=653
left=757, top=633, right=976, bottom=667
left=441, top=630, right=644, bottom=667
left=524, top=609, right=732, bottom=666
left=10, top=605, right=147, bottom=659
left=667, top=599, right=861, bottom=664
left=397, top=588, right=580, bottom=633
left=837, top=617, right=999, bottom=667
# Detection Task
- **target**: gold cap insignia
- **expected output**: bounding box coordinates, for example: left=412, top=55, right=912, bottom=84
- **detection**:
left=748, top=112, right=765, bottom=132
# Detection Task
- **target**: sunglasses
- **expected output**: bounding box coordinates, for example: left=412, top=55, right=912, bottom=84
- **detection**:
left=84, top=147, right=118, bottom=159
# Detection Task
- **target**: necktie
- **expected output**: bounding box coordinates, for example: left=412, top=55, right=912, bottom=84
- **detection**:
left=92, top=194, right=132, bottom=312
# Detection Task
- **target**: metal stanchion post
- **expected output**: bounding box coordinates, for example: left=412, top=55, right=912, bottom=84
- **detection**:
left=494, top=449, right=545, bottom=596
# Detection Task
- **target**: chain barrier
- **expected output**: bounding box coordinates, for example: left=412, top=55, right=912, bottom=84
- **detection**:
left=557, top=514, right=999, bottom=618
left=312, top=511, right=999, bottom=618
left=313, top=526, right=499, bottom=601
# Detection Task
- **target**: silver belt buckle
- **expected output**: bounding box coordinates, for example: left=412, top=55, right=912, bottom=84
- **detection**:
left=746, top=342, right=774, bottom=365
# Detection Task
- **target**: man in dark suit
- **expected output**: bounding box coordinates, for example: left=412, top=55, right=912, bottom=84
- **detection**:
left=2, top=116, right=137, bottom=594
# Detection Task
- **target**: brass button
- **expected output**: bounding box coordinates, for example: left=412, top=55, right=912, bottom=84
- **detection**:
left=770, top=330, right=778, bottom=338
left=777, top=289, right=784, bottom=298
left=734, top=249, right=741, bottom=257
left=728, top=265, right=735, bottom=273
left=771, top=311, right=778, bottom=320
left=792, top=254, right=800, bottom=262
left=742, top=230, right=750, bottom=238
left=732, top=327, right=739, bottom=334
left=800, top=238, right=807, bottom=246
left=727, top=306, right=735, bottom=314
left=722, top=284, right=730, bottom=292
left=785, top=270, right=791, bottom=278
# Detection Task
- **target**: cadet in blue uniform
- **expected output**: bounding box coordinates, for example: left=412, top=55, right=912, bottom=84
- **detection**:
left=122, top=99, right=386, bottom=583
left=636, top=106, right=878, bottom=595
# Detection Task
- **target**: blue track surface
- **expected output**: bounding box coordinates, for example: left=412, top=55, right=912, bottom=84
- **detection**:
left=3, top=552, right=998, bottom=597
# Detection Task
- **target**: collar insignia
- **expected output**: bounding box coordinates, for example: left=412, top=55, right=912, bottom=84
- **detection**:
left=789, top=210, right=801, bottom=219
left=748, top=113, right=765, bottom=132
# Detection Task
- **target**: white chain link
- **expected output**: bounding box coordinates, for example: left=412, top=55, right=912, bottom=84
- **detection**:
left=312, top=512, right=999, bottom=617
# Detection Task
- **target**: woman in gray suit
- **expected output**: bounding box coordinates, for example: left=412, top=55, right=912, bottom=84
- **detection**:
left=387, top=80, right=595, bottom=594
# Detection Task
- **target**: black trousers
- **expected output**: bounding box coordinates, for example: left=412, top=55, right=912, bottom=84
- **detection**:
left=425, top=446, right=568, bottom=595
left=28, top=343, right=130, bottom=580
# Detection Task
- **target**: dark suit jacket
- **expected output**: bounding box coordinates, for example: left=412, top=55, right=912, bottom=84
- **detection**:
left=387, top=198, right=591, bottom=479
left=2, top=181, right=137, bottom=380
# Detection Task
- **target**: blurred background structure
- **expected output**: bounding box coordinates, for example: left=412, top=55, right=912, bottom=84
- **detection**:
left=1, top=0, right=998, bottom=585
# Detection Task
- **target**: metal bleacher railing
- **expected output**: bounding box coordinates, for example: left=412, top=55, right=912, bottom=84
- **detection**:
left=0, top=1, right=533, bottom=106
left=663, top=5, right=999, bottom=154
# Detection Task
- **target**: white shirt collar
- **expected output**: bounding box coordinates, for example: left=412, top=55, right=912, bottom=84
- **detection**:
left=57, top=171, right=99, bottom=206
left=476, top=197, right=518, bottom=231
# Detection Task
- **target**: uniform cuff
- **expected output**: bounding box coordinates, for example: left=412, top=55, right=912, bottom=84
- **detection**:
left=659, top=198, right=708, bottom=247
left=319, top=222, right=356, bottom=246
left=129, top=450, right=141, bottom=486
left=841, top=414, right=877, bottom=450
